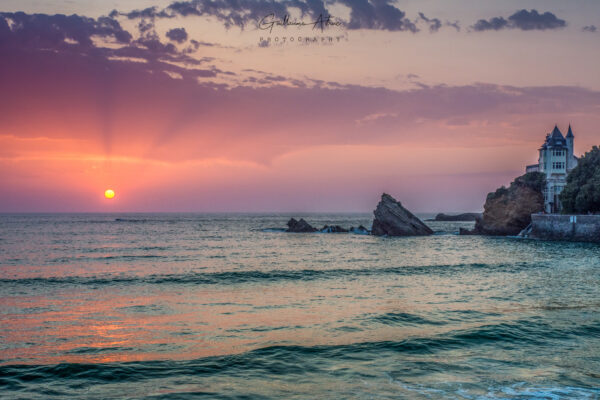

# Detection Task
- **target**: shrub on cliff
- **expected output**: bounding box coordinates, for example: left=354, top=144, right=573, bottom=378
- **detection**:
left=560, top=146, right=600, bottom=214
left=486, top=172, right=545, bottom=202
left=513, top=171, right=546, bottom=193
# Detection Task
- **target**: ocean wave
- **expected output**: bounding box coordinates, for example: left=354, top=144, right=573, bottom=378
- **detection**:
left=366, top=312, right=447, bottom=326
left=0, top=262, right=533, bottom=287
left=2, top=320, right=599, bottom=396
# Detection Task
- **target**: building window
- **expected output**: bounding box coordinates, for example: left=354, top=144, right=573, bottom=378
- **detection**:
left=552, top=149, right=564, bottom=156
left=552, top=162, right=565, bottom=170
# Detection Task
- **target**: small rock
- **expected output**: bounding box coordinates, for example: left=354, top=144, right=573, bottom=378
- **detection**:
left=350, top=225, right=370, bottom=235
left=286, top=218, right=317, bottom=233
left=320, top=225, right=349, bottom=233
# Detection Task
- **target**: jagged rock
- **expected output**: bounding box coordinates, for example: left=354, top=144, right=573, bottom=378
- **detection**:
left=371, top=193, right=433, bottom=236
left=349, top=225, right=370, bottom=235
left=319, top=225, right=349, bottom=233
left=463, top=172, right=545, bottom=236
left=428, top=212, right=481, bottom=222
left=286, top=218, right=317, bottom=233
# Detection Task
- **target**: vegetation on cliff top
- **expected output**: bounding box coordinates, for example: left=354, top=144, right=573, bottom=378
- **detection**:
left=486, top=172, right=546, bottom=202
left=560, top=146, right=600, bottom=214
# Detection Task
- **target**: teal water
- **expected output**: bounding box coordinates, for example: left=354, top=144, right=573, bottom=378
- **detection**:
left=0, top=214, right=599, bottom=399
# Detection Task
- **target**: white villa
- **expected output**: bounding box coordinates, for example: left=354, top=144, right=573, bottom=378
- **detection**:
left=525, top=125, right=578, bottom=213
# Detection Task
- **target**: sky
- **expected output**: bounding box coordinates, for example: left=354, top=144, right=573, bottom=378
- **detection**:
left=0, top=0, right=599, bottom=212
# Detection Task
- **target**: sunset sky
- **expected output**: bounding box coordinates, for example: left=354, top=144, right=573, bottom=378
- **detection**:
left=1, top=0, right=599, bottom=212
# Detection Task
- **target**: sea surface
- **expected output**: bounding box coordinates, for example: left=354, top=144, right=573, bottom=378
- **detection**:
left=0, top=213, right=599, bottom=399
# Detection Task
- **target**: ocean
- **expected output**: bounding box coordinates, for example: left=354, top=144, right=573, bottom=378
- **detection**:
left=0, top=213, right=599, bottom=399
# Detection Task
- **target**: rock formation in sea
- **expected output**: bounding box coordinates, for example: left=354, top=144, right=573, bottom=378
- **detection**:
left=371, top=193, right=433, bottom=236
left=284, top=220, right=370, bottom=234
left=427, top=213, right=481, bottom=222
left=463, top=172, right=545, bottom=236
left=319, top=225, right=349, bottom=233
left=349, top=225, right=370, bottom=235
left=286, top=218, right=317, bottom=233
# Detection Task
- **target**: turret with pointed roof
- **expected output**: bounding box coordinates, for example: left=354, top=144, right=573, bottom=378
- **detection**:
left=544, top=125, right=567, bottom=148
left=566, top=124, right=575, bottom=170
left=566, top=124, right=574, bottom=138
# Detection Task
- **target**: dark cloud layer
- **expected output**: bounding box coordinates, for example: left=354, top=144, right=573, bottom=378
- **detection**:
left=0, top=12, right=212, bottom=70
left=0, top=11, right=131, bottom=49
left=119, top=0, right=417, bottom=32
left=472, top=9, right=566, bottom=32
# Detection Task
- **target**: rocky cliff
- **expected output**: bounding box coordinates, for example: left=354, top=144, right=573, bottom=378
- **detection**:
left=463, top=172, right=545, bottom=236
left=371, top=193, right=433, bottom=236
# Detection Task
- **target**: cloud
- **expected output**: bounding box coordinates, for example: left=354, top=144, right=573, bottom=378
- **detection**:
left=446, top=20, right=460, bottom=32
left=119, top=0, right=418, bottom=32
left=166, top=27, right=188, bottom=43
left=417, top=12, right=460, bottom=33
left=0, top=11, right=218, bottom=70
left=2, top=11, right=600, bottom=168
left=338, top=0, right=417, bottom=31
left=0, top=11, right=132, bottom=50
left=582, top=25, right=597, bottom=33
left=3, top=27, right=600, bottom=163
left=509, top=9, right=566, bottom=30
left=472, top=16, right=508, bottom=31
left=418, top=12, right=441, bottom=32
left=472, top=9, right=566, bottom=32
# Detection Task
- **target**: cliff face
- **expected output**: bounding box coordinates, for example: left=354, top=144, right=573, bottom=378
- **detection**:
left=467, top=172, right=545, bottom=236
left=372, top=193, right=433, bottom=236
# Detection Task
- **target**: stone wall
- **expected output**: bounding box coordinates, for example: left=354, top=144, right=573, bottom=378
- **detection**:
left=529, top=214, right=600, bottom=243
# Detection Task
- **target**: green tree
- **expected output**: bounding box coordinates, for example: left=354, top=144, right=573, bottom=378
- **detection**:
left=560, top=146, right=600, bottom=214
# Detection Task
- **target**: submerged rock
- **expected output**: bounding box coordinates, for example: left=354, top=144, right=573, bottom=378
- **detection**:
left=286, top=218, right=317, bottom=233
left=371, top=193, right=433, bottom=236
left=349, top=225, right=370, bottom=235
left=458, top=227, right=476, bottom=235
left=319, top=225, right=349, bottom=233
left=284, top=219, right=368, bottom=234
left=463, top=172, right=545, bottom=236
left=428, top=212, right=481, bottom=222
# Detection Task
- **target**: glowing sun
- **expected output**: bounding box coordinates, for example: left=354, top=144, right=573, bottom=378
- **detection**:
left=104, top=189, right=115, bottom=199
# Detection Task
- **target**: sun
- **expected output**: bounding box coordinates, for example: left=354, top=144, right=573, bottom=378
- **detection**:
left=104, top=189, right=115, bottom=199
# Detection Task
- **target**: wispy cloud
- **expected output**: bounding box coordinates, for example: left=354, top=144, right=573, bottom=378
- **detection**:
left=582, top=25, right=597, bottom=33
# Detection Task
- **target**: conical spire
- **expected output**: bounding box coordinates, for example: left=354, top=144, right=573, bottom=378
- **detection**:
left=566, top=124, right=574, bottom=138
left=551, top=124, right=563, bottom=138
